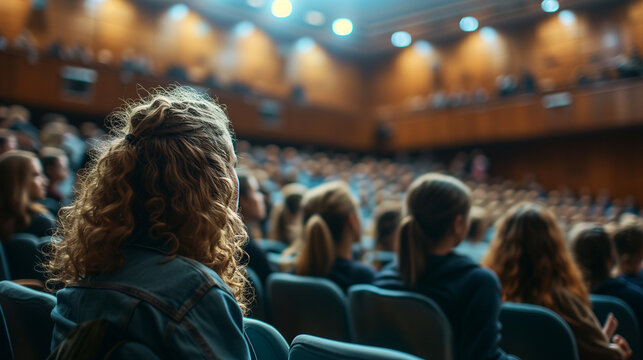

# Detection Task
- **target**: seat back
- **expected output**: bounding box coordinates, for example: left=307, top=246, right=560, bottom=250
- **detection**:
left=348, top=284, right=452, bottom=360
left=0, top=306, right=14, bottom=360
left=259, top=239, right=288, bottom=254
left=4, top=233, right=48, bottom=282
left=266, top=273, right=351, bottom=342
left=499, top=302, right=579, bottom=360
left=289, top=334, right=422, bottom=360
left=0, top=241, right=11, bottom=281
left=0, top=281, right=56, bottom=360
left=590, top=294, right=641, bottom=360
left=244, top=318, right=288, bottom=360
left=246, top=267, right=266, bottom=321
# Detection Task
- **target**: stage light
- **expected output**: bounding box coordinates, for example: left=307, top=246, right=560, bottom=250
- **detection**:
left=391, top=31, right=412, bottom=48
left=305, top=11, right=325, bottom=26
left=332, top=18, right=353, bottom=36
left=558, top=10, right=575, bottom=25
left=271, top=0, right=292, bottom=18
left=480, top=27, right=498, bottom=42
left=233, top=21, right=256, bottom=38
left=247, top=0, right=264, bottom=8
left=541, top=0, right=560, bottom=13
left=168, top=4, right=189, bottom=21
left=459, top=16, right=479, bottom=32
left=295, top=37, right=315, bottom=53
left=413, top=40, right=433, bottom=56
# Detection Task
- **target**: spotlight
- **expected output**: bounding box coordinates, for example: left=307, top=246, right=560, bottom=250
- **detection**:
left=459, top=16, right=479, bottom=32
left=391, top=31, right=412, bottom=48
left=332, top=18, right=353, bottom=36
left=413, top=40, right=433, bottom=55
left=168, top=4, right=189, bottom=21
left=480, top=27, right=498, bottom=42
left=271, top=0, right=292, bottom=18
left=305, top=11, right=325, bottom=26
left=558, top=10, right=575, bottom=25
left=294, top=37, right=315, bottom=53
left=541, top=0, right=560, bottom=13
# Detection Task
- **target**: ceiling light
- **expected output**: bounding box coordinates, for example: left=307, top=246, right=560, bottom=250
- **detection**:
left=332, top=18, right=353, bottom=36
left=459, top=16, right=479, bottom=32
left=305, top=11, right=325, bottom=26
left=391, top=31, right=412, bottom=48
left=413, top=40, right=433, bottom=55
left=541, top=0, right=560, bottom=13
left=168, top=4, right=189, bottom=21
left=558, top=10, right=575, bottom=25
left=271, top=0, right=292, bottom=18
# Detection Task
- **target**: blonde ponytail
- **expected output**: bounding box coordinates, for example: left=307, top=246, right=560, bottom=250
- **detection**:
left=296, top=214, right=336, bottom=277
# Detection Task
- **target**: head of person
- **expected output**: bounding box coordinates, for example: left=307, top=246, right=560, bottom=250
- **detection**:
left=398, top=173, right=471, bottom=286
left=466, top=206, right=487, bottom=243
left=47, top=86, right=248, bottom=309
left=373, top=201, right=402, bottom=252
left=39, top=147, right=69, bottom=185
left=0, top=129, right=17, bottom=154
left=569, top=223, right=614, bottom=291
left=483, top=202, right=589, bottom=308
left=0, top=150, right=48, bottom=240
left=295, top=181, right=360, bottom=277
left=270, top=183, right=306, bottom=244
left=237, top=170, right=266, bottom=223
left=613, top=223, right=643, bottom=274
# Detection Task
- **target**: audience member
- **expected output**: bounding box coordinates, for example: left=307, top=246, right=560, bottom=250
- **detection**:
left=269, top=183, right=306, bottom=245
left=613, top=224, right=643, bottom=290
left=570, top=223, right=643, bottom=346
left=47, top=87, right=255, bottom=358
left=294, top=181, right=375, bottom=291
left=454, top=206, right=489, bottom=263
left=0, top=128, right=17, bottom=154
left=483, top=202, right=632, bottom=360
left=0, top=150, right=55, bottom=241
left=39, top=147, right=70, bottom=213
left=374, top=173, right=514, bottom=360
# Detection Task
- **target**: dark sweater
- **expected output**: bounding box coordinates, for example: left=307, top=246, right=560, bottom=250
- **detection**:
left=328, top=257, right=375, bottom=292
left=373, top=252, right=510, bottom=360
left=22, top=211, right=56, bottom=238
left=618, top=273, right=643, bottom=291
left=594, top=277, right=643, bottom=347
left=241, top=237, right=274, bottom=286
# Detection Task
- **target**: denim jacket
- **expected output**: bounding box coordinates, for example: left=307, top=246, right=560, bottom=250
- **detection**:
left=51, top=237, right=256, bottom=359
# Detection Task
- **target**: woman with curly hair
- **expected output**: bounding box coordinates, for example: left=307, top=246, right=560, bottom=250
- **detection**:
left=47, top=87, right=255, bottom=359
left=483, top=203, right=631, bottom=360
left=0, top=150, right=55, bottom=241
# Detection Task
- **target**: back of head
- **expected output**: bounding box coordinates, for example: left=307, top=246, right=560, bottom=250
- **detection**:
left=569, top=223, right=614, bottom=290
left=270, top=183, right=306, bottom=244
left=483, top=202, right=589, bottom=308
left=398, top=173, right=471, bottom=286
left=372, top=201, right=402, bottom=252
left=613, top=223, right=643, bottom=273
left=0, top=150, right=44, bottom=240
left=466, top=206, right=487, bottom=242
left=295, top=181, right=357, bottom=277
left=47, top=86, right=248, bottom=308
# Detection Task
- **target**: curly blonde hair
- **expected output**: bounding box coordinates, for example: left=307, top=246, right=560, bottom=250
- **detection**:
left=46, top=86, right=249, bottom=310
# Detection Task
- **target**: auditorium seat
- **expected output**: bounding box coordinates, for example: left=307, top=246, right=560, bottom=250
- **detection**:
left=499, top=302, right=579, bottom=360
left=266, top=273, right=351, bottom=342
left=348, top=284, right=452, bottom=360
left=259, top=239, right=288, bottom=254
left=244, top=318, right=288, bottom=360
left=590, top=294, right=641, bottom=360
left=0, top=306, right=14, bottom=360
left=0, top=281, right=56, bottom=360
left=4, top=233, right=48, bottom=282
left=0, top=241, right=11, bottom=281
left=246, top=267, right=267, bottom=321
left=289, top=334, right=422, bottom=360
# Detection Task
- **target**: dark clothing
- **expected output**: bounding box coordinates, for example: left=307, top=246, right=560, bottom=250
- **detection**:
left=594, top=277, right=643, bottom=346
left=52, top=236, right=255, bottom=359
left=241, top=237, right=274, bottom=286
left=23, top=211, right=56, bottom=238
left=619, top=273, right=643, bottom=291
left=328, top=257, right=375, bottom=292
left=373, top=252, right=511, bottom=360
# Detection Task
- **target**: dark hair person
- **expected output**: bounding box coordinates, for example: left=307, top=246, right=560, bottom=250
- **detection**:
left=570, top=223, right=643, bottom=347
left=613, top=223, right=643, bottom=291
left=47, top=87, right=255, bottom=359
left=483, top=203, right=632, bottom=360
left=0, top=150, right=55, bottom=241
left=294, top=181, right=375, bottom=291
left=373, top=173, right=514, bottom=360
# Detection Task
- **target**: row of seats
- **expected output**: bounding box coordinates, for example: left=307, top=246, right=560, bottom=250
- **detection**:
left=0, top=233, right=50, bottom=282
left=262, top=273, right=642, bottom=360
left=0, top=280, right=421, bottom=360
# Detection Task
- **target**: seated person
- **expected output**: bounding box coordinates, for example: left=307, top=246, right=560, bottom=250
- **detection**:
left=39, top=147, right=70, bottom=212
left=570, top=223, right=643, bottom=347
left=0, top=150, right=55, bottom=241
left=269, top=183, right=306, bottom=246
left=483, top=203, right=631, bottom=360
left=294, top=181, right=375, bottom=291
left=47, top=87, right=255, bottom=358
left=613, top=224, right=643, bottom=290
left=454, top=206, right=489, bottom=263
left=237, top=170, right=274, bottom=285
left=374, top=173, right=514, bottom=360
left=364, top=201, right=401, bottom=270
